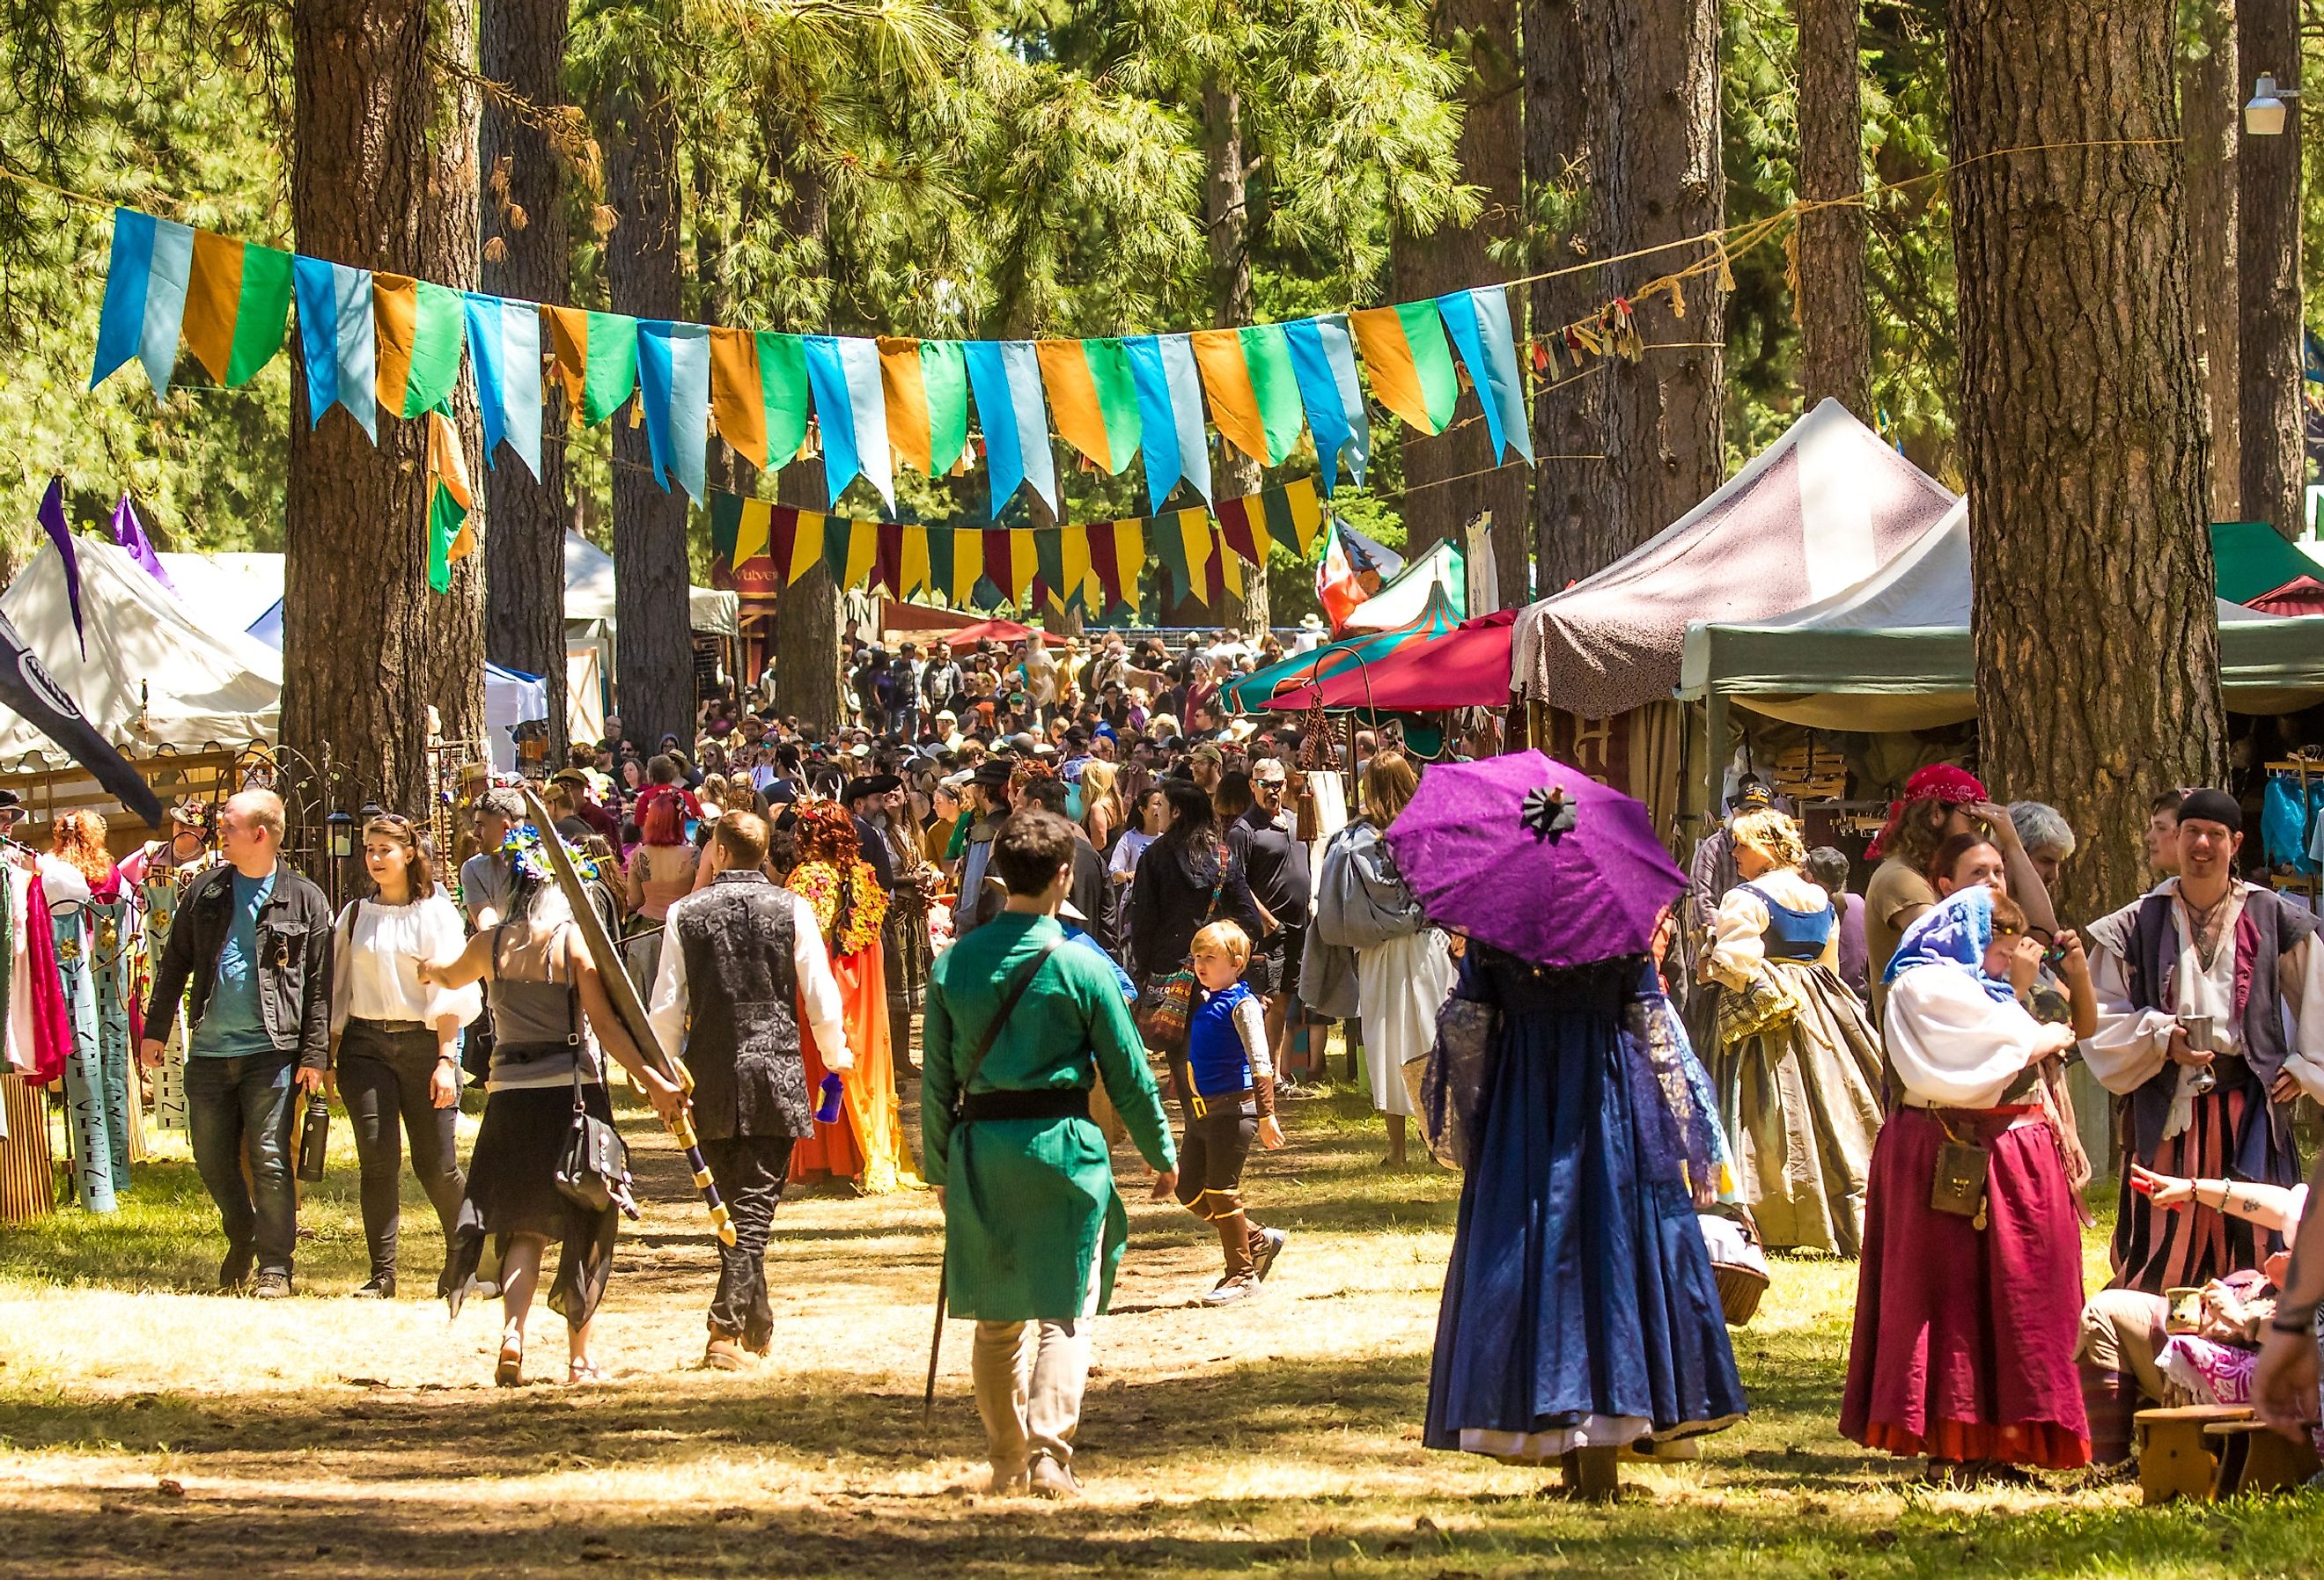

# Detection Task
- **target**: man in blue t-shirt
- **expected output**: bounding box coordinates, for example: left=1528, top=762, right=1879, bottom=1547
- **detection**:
left=142, top=789, right=335, bottom=1296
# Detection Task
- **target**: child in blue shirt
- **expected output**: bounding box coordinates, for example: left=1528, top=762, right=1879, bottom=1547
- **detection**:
left=1175, top=921, right=1287, bottom=1304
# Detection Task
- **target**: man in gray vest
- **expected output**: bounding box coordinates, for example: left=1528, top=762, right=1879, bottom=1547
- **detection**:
left=2084, top=787, right=2324, bottom=1294
left=648, top=811, right=850, bottom=1370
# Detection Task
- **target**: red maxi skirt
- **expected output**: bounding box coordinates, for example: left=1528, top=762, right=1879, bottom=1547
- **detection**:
left=1839, top=1106, right=2091, bottom=1469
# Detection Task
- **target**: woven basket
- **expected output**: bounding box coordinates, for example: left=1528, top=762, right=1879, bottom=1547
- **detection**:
left=1713, top=1260, right=1769, bottom=1326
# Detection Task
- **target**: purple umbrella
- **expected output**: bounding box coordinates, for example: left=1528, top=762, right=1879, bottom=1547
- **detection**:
left=1383, top=750, right=1684, bottom=969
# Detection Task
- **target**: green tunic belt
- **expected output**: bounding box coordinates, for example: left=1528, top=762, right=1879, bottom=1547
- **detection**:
left=923, top=912, right=1176, bottom=1321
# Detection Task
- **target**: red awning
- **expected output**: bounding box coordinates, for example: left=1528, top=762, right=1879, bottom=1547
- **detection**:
left=1286, top=608, right=1517, bottom=712
left=939, top=617, right=1068, bottom=647
left=2250, top=576, right=2324, bottom=618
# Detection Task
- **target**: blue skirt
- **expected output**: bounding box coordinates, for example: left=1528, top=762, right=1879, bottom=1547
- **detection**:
left=1423, top=952, right=1747, bottom=1459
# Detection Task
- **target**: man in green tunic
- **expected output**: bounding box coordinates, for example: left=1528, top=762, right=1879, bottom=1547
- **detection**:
left=924, top=810, right=1177, bottom=1499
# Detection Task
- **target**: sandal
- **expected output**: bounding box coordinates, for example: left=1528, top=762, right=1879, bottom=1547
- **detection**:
left=568, top=1359, right=610, bottom=1385
left=495, top=1335, right=524, bottom=1388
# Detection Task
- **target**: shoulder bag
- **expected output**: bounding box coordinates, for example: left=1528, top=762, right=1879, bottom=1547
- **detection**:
left=553, top=937, right=632, bottom=1214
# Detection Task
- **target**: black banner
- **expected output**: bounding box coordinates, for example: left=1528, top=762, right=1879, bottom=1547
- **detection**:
left=0, top=608, right=165, bottom=828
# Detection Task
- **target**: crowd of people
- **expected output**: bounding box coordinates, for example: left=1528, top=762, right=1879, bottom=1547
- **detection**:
left=1680, top=769, right=2324, bottom=1485
left=27, top=623, right=2324, bottom=1501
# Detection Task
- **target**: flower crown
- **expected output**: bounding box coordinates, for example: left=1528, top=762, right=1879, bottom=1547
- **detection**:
left=500, top=822, right=601, bottom=889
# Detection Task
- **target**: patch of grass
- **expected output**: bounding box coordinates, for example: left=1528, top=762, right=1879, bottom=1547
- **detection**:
left=1, top=1053, right=2319, bottom=1578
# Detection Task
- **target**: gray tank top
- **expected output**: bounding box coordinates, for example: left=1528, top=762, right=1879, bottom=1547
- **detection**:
left=487, top=922, right=598, bottom=1089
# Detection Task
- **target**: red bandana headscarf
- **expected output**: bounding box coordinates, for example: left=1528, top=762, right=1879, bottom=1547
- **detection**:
left=1865, top=763, right=1988, bottom=860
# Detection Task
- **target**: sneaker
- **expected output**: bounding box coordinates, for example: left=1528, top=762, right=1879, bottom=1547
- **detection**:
left=1250, top=1228, right=1289, bottom=1282
left=217, top=1246, right=254, bottom=1291
left=350, top=1274, right=396, bottom=1300
left=1028, top=1456, right=1083, bottom=1500
left=252, top=1272, right=293, bottom=1299
left=1202, top=1272, right=1262, bottom=1306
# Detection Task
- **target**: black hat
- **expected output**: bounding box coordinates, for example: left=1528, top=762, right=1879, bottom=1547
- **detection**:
left=0, top=789, right=20, bottom=812
left=971, top=760, right=1014, bottom=790
left=842, top=773, right=901, bottom=804
left=2175, top=787, right=2242, bottom=834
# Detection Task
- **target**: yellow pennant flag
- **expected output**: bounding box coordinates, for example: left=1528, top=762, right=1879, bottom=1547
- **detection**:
left=1006, top=527, right=1039, bottom=603
left=952, top=527, right=984, bottom=606
left=788, top=511, right=826, bottom=586
left=901, top=525, right=933, bottom=603
left=844, top=518, right=879, bottom=591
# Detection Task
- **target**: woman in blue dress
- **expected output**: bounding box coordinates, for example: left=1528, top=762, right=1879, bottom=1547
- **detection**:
left=1423, top=939, right=1747, bottom=1498
left=1703, top=809, right=1886, bottom=1255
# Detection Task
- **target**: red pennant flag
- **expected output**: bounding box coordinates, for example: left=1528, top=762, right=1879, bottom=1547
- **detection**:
left=874, top=521, right=904, bottom=597
left=1089, top=519, right=1120, bottom=612
left=1202, top=528, right=1227, bottom=605
left=982, top=528, right=1012, bottom=601
left=1216, top=494, right=1263, bottom=568
left=769, top=505, right=801, bottom=584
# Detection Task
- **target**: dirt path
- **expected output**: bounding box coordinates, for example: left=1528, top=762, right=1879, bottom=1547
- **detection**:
left=1, top=1076, right=2313, bottom=1579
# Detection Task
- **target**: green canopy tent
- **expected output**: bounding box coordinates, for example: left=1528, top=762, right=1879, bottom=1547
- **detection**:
left=1220, top=583, right=1463, bottom=716
left=1679, top=503, right=2324, bottom=786
left=2211, top=520, right=2324, bottom=606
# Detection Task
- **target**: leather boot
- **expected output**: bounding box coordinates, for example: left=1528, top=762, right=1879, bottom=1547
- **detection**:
left=1203, top=1213, right=1260, bottom=1304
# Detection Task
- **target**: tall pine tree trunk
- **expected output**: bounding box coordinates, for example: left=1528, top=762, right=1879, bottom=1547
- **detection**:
left=764, top=137, right=847, bottom=732
left=480, top=0, right=573, bottom=757
left=1534, top=0, right=1725, bottom=585
left=1949, top=0, right=2223, bottom=920
left=599, top=61, right=695, bottom=748
left=1393, top=0, right=1529, bottom=606
left=1525, top=0, right=1613, bottom=594
left=2184, top=2, right=2239, bottom=522
left=1795, top=0, right=1872, bottom=415
left=286, top=0, right=484, bottom=812
left=2236, top=0, right=2302, bottom=539
left=1203, top=78, right=1269, bottom=634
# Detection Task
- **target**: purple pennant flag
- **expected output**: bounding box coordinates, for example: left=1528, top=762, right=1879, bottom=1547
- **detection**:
left=36, top=476, right=85, bottom=658
left=110, top=492, right=176, bottom=597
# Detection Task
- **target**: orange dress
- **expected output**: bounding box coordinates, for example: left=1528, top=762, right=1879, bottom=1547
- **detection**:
left=783, top=858, right=921, bottom=1193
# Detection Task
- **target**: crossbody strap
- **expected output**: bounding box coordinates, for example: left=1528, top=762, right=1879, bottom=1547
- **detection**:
left=952, top=936, right=1062, bottom=1119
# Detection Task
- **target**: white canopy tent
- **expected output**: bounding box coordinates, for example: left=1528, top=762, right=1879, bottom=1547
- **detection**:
left=0, top=538, right=282, bottom=756
left=563, top=532, right=738, bottom=636
left=1511, top=399, right=1956, bottom=717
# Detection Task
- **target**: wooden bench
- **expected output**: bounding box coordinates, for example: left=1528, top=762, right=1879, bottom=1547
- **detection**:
left=2137, top=1405, right=2249, bottom=1504
left=2205, top=1417, right=2323, bottom=1497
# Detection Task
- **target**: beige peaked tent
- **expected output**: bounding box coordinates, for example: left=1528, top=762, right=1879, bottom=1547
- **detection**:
left=0, top=537, right=281, bottom=756
left=1512, top=399, right=1956, bottom=717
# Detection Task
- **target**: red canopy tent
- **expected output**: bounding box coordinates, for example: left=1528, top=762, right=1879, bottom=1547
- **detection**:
left=938, top=617, right=1067, bottom=647
left=2250, top=576, right=2324, bottom=618
left=1277, top=609, right=1517, bottom=712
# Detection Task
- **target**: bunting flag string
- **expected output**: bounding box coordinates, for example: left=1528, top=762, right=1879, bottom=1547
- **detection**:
left=706, top=477, right=1324, bottom=617
left=84, top=201, right=1548, bottom=525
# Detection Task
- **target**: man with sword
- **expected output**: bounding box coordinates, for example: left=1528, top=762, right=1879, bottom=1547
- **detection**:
left=923, top=810, right=1176, bottom=1499
left=648, top=811, right=853, bottom=1371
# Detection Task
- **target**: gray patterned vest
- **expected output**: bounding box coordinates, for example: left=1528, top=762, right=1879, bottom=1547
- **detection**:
left=673, top=872, right=807, bottom=1141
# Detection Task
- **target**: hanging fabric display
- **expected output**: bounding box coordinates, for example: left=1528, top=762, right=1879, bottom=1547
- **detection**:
left=424, top=408, right=476, bottom=594
left=637, top=320, right=712, bottom=503
left=372, top=274, right=467, bottom=422
left=1349, top=300, right=1460, bottom=436
left=1436, top=286, right=1533, bottom=464
left=90, top=209, right=195, bottom=399
left=545, top=306, right=640, bottom=427
left=709, top=327, right=811, bottom=471
left=463, top=293, right=543, bottom=477
left=1283, top=315, right=1369, bottom=489
left=180, top=231, right=293, bottom=390
left=290, top=255, right=377, bottom=437
left=1036, top=337, right=1142, bottom=475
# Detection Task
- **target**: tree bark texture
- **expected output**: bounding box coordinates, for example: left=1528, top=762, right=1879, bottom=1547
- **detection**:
left=1393, top=0, right=1530, bottom=606
left=1948, top=0, right=2225, bottom=922
left=2183, top=1, right=2239, bottom=522
left=599, top=63, right=695, bottom=749
left=1532, top=0, right=1726, bottom=589
left=2235, top=0, right=2302, bottom=538
left=287, top=0, right=485, bottom=814
left=479, top=0, right=574, bottom=757
left=1525, top=0, right=1614, bottom=594
left=1794, top=0, right=1872, bottom=415
left=1203, top=79, right=1269, bottom=634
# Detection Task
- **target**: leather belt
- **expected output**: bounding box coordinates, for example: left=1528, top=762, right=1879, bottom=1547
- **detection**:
left=958, top=1088, right=1092, bottom=1123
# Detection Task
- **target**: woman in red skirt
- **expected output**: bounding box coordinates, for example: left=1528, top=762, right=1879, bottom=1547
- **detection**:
left=1842, top=885, right=2092, bottom=1481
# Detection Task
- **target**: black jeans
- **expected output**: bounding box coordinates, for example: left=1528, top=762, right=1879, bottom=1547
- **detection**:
left=339, top=1021, right=466, bottom=1282
left=184, top=1051, right=299, bottom=1276
left=699, top=1133, right=795, bottom=1347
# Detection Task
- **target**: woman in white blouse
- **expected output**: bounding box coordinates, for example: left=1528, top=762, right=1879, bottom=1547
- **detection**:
left=330, top=815, right=482, bottom=1298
